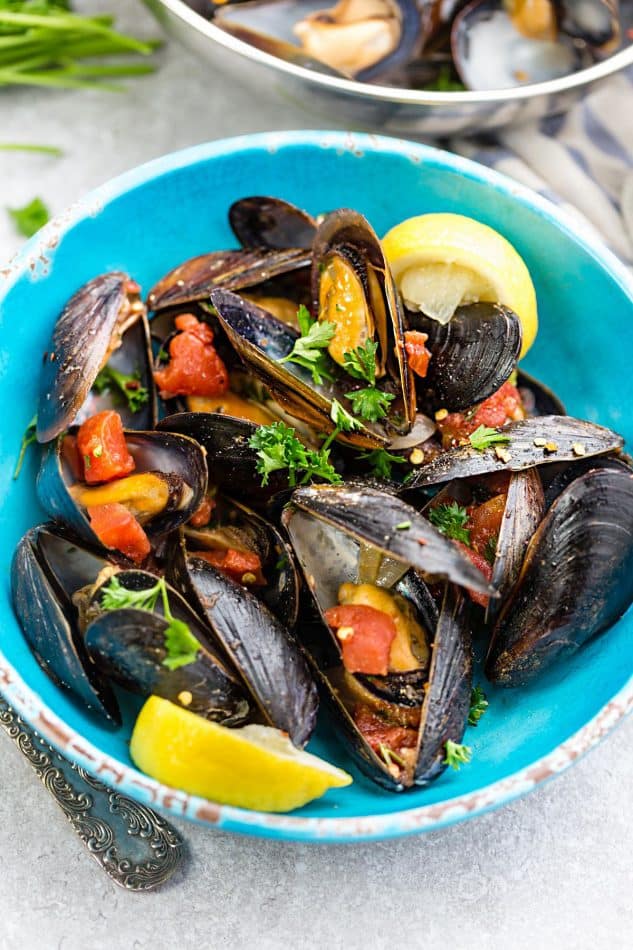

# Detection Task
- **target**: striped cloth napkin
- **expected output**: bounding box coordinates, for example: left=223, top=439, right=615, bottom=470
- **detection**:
left=453, top=66, right=633, bottom=265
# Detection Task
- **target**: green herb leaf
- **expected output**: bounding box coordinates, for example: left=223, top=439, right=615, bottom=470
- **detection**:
left=162, top=619, right=201, bottom=671
left=93, top=364, right=149, bottom=413
left=346, top=386, right=394, bottom=422
left=8, top=197, right=49, bottom=237
left=249, top=421, right=341, bottom=488
left=13, top=413, right=37, bottom=480
left=279, top=309, right=336, bottom=385
left=378, top=743, right=406, bottom=769
left=483, top=534, right=498, bottom=566
left=330, top=398, right=362, bottom=433
left=343, top=340, right=378, bottom=385
left=395, top=521, right=411, bottom=531
left=359, top=448, right=407, bottom=481
left=100, top=575, right=162, bottom=613
left=443, top=740, right=472, bottom=770
left=468, top=685, right=489, bottom=727
left=425, top=65, right=466, bottom=92
left=428, top=502, right=471, bottom=545
left=469, top=425, right=511, bottom=452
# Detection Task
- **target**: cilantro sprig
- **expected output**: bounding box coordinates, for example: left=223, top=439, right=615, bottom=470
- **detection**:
left=428, top=502, right=471, bottom=545
left=100, top=575, right=200, bottom=671
left=13, top=413, right=38, bottom=479
left=279, top=305, right=335, bottom=385
left=469, top=425, right=511, bottom=452
left=249, top=421, right=341, bottom=487
left=93, top=364, right=149, bottom=414
left=343, top=340, right=394, bottom=423
left=443, top=740, right=472, bottom=771
left=468, top=686, right=489, bottom=727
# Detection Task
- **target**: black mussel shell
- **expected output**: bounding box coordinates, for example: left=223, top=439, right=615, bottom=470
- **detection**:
left=411, top=303, right=522, bottom=411
left=408, top=415, right=624, bottom=488
left=284, top=482, right=497, bottom=595
left=37, top=273, right=154, bottom=443
left=229, top=196, right=317, bottom=249
left=557, top=0, right=621, bottom=53
left=517, top=369, right=566, bottom=417
left=37, top=428, right=207, bottom=556
left=487, top=466, right=633, bottom=686
left=166, top=535, right=319, bottom=747
left=542, top=453, right=631, bottom=509
left=11, top=525, right=120, bottom=724
left=146, top=247, right=310, bottom=312
left=210, top=288, right=388, bottom=449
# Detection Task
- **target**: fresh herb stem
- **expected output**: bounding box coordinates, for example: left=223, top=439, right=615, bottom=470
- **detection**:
left=13, top=414, right=38, bottom=479
left=0, top=143, right=62, bottom=155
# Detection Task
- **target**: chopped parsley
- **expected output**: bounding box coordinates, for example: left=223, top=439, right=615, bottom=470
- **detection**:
left=443, top=740, right=472, bottom=771
left=468, top=686, right=489, bottom=727
left=343, top=340, right=394, bottom=423
left=329, top=398, right=361, bottom=435
left=13, top=414, right=38, bottom=479
left=469, top=425, right=511, bottom=452
left=279, top=305, right=335, bottom=385
left=8, top=197, right=49, bottom=238
left=100, top=575, right=200, bottom=671
left=428, top=502, right=471, bottom=545
left=343, top=340, right=378, bottom=385
left=93, top=364, right=149, bottom=414
left=359, top=448, right=407, bottom=481
left=249, top=421, right=341, bottom=487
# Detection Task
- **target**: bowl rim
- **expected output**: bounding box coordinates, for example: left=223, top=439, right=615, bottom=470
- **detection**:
left=2, top=129, right=633, bottom=843
left=148, top=0, right=633, bottom=107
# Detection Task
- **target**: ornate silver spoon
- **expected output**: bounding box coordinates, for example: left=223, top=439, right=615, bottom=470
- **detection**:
left=0, top=698, right=186, bottom=890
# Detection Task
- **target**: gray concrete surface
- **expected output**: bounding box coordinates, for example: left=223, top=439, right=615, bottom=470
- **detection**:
left=1, top=3, right=631, bottom=948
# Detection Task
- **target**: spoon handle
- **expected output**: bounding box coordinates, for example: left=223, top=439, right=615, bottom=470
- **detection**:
left=0, top=698, right=185, bottom=890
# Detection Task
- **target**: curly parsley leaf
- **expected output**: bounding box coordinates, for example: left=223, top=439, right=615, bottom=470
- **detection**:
left=346, top=386, right=394, bottom=423
left=249, top=421, right=341, bottom=487
left=93, top=364, right=149, bottom=414
left=162, top=619, right=202, bottom=671
left=343, top=340, right=378, bottom=385
left=428, top=502, right=471, bottom=545
left=279, top=307, right=336, bottom=385
left=443, top=740, right=472, bottom=770
left=468, top=686, right=489, bottom=727
left=8, top=197, right=49, bottom=238
left=469, top=425, right=511, bottom=452
left=13, top=413, right=38, bottom=480
left=330, top=398, right=362, bottom=433
left=359, top=448, right=407, bottom=481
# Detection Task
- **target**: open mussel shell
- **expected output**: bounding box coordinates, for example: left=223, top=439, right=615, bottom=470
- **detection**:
left=11, top=525, right=120, bottom=724
left=408, top=415, right=624, bottom=488
left=146, top=247, right=310, bottom=313
left=211, top=288, right=388, bottom=449
left=229, top=196, right=317, bottom=250
left=36, top=428, right=207, bottom=556
left=542, top=452, right=632, bottom=509
left=157, top=410, right=290, bottom=503
left=184, top=493, right=300, bottom=629
left=85, top=570, right=250, bottom=723
left=284, top=481, right=497, bottom=596
left=557, top=0, right=621, bottom=55
left=411, top=303, right=522, bottom=411
left=37, top=273, right=155, bottom=443
left=166, top=533, right=319, bottom=747
left=311, top=208, right=415, bottom=430
left=486, top=466, right=633, bottom=686
left=517, top=369, right=566, bottom=417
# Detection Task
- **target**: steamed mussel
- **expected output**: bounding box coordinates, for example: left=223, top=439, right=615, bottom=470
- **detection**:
left=11, top=192, right=633, bottom=811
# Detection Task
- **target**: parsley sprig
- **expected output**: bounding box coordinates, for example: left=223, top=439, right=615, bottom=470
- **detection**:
left=359, top=447, right=406, bottom=481
left=343, top=340, right=394, bottom=423
left=100, top=575, right=200, bottom=671
left=428, top=502, right=471, bottom=545
left=13, top=413, right=38, bottom=479
left=8, top=197, right=49, bottom=238
left=279, top=305, right=335, bottom=385
left=93, top=364, right=149, bottom=414
left=468, top=686, right=489, bottom=727
left=443, top=740, right=472, bottom=771
left=249, top=421, right=341, bottom=487
left=469, top=425, right=511, bottom=452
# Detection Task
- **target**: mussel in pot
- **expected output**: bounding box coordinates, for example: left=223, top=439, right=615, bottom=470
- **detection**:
left=229, top=196, right=317, bottom=250
left=486, top=465, right=633, bottom=686
left=283, top=483, right=474, bottom=788
left=37, top=273, right=156, bottom=442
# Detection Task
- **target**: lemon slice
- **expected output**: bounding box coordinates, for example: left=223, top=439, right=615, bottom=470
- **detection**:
left=382, top=213, right=538, bottom=357
left=130, top=696, right=352, bottom=813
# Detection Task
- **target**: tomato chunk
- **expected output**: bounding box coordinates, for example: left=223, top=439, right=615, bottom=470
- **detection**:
left=324, top=604, right=397, bottom=676
left=87, top=503, right=150, bottom=563
left=189, top=495, right=216, bottom=528
left=76, top=411, right=135, bottom=484
left=404, top=330, right=431, bottom=378
left=467, top=493, right=506, bottom=556
left=194, top=548, right=266, bottom=586
left=455, top=541, right=493, bottom=609
left=436, top=381, right=525, bottom=448
left=354, top=706, right=418, bottom=754
left=154, top=313, right=229, bottom=398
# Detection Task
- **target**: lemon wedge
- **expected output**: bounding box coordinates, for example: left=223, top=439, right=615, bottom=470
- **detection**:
left=382, top=213, right=538, bottom=357
left=130, top=696, right=352, bottom=812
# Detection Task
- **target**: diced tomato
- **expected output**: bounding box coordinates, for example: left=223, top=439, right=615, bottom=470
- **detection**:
left=404, top=330, right=431, bottom=378
left=76, top=411, right=135, bottom=484
left=87, top=503, right=150, bottom=564
left=195, top=548, right=266, bottom=586
left=189, top=495, right=216, bottom=528
left=455, top=541, right=493, bottom=609
left=153, top=313, right=229, bottom=399
left=467, top=493, right=507, bottom=556
left=324, top=604, right=397, bottom=676
left=436, top=381, right=526, bottom=448
left=354, top=705, right=418, bottom=754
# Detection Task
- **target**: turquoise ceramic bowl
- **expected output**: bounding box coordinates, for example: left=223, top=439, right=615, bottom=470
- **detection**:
left=1, top=131, right=632, bottom=842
